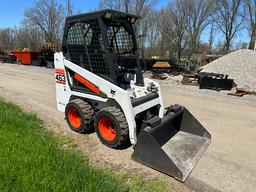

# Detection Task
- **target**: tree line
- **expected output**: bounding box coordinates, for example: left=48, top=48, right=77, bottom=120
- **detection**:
left=0, top=0, right=256, bottom=62
left=0, top=0, right=71, bottom=52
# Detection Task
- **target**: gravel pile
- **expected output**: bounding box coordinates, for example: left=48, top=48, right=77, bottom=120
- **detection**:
left=201, top=49, right=256, bottom=89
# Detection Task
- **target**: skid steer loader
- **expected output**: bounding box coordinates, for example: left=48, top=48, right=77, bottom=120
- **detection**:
left=54, top=10, right=211, bottom=182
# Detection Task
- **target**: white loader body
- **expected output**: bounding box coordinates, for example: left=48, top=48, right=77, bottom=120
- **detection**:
left=54, top=10, right=211, bottom=182
left=55, top=52, right=164, bottom=145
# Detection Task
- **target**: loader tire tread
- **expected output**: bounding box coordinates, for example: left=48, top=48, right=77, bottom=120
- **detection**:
left=95, top=106, right=129, bottom=149
left=67, top=99, right=94, bottom=133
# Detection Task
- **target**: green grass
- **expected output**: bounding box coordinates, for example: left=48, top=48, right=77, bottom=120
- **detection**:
left=0, top=100, right=167, bottom=192
left=0, top=100, right=127, bottom=192
left=120, top=174, right=166, bottom=192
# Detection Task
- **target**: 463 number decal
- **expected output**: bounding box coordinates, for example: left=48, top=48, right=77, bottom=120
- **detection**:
left=55, top=69, right=66, bottom=85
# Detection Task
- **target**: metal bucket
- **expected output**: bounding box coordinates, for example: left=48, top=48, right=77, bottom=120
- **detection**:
left=132, top=106, right=211, bottom=182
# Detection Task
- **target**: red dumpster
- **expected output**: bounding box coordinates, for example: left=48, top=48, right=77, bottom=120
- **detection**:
left=11, top=50, right=40, bottom=65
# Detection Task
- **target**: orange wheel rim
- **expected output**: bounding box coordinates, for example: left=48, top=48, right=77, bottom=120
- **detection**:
left=98, top=117, right=117, bottom=141
left=68, top=107, right=81, bottom=128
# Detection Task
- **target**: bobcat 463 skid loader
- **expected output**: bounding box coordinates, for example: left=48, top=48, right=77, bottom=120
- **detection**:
left=54, top=10, right=211, bottom=182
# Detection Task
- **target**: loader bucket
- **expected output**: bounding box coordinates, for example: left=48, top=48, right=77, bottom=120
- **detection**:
left=132, top=107, right=211, bottom=182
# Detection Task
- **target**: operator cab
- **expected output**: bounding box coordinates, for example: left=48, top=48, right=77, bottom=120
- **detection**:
left=62, top=9, right=144, bottom=90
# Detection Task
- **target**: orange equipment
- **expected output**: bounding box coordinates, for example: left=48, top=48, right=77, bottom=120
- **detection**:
left=11, top=50, right=40, bottom=65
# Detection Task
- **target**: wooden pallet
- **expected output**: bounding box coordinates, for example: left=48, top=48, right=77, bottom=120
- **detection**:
left=181, top=73, right=199, bottom=86
left=228, top=88, right=256, bottom=97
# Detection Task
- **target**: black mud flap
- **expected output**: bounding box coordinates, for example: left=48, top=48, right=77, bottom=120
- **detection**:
left=131, top=107, right=211, bottom=182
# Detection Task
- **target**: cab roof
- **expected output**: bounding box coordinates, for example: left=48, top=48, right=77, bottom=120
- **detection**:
left=67, top=9, right=141, bottom=22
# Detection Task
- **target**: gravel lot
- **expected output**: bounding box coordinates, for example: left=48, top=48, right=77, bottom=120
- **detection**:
left=201, top=49, right=256, bottom=89
left=1, top=63, right=256, bottom=192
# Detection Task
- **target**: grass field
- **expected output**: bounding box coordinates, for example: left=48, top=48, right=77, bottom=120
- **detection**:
left=0, top=100, right=166, bottom=192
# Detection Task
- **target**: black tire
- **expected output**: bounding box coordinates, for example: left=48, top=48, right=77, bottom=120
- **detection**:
left=65, top=98, right=94, bottom=133
left=94, top=107, right=129, bottom=148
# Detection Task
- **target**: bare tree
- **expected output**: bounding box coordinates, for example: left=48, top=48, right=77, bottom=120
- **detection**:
left=212, top=0, right=244, bottom=52
left=146, top=12, right=161, bottom=47
left=235, top=40, right=248, bottom=49
left=99, top=0, right=130, bottom=12
left=208, top=23, right=216, bottom=53
left=185, top=0, right=214, bottom=57
left=144, top=11, right=162, bottom=57
left=66, top=0, right=74, bottom=16
left=0, top=25, right=42, bottom=51
left=157, top=0, right=212, bottom=60
left=134, top=0, right=157, bottom=49
left=99, top=0, right=157, bottom=49
left=0, top=28, right=17, bottom=51
left=24, top=0, right=65, bottom=44
left=124, top=0, right=130, bottom=12
left=245, top=0, right=256, bottom=49
left=162, top=1, right=189, bottom=62
left=17, top=20, right=43, bottom=50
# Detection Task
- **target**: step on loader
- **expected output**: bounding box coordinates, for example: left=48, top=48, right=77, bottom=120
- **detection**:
left=54, top=10, right=211, bottom=182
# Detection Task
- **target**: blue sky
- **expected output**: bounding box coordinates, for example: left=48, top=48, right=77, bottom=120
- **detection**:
left=0, top=0, right=100, bottom=28
left=0, top=0, right=168, bottom=28
left=0, top=0, right=249, bottom=46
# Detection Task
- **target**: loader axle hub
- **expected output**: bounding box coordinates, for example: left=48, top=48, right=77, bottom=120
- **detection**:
left=98, top=118, right=117, bottom=141
left=68, top=107, right=81, bottom=128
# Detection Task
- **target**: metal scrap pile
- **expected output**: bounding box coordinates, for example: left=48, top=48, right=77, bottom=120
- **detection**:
left=201, top=49, right=256, bottom=90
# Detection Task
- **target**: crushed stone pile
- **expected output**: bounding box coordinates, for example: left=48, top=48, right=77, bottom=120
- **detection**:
left=201, top=49, right=256, bottom=89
